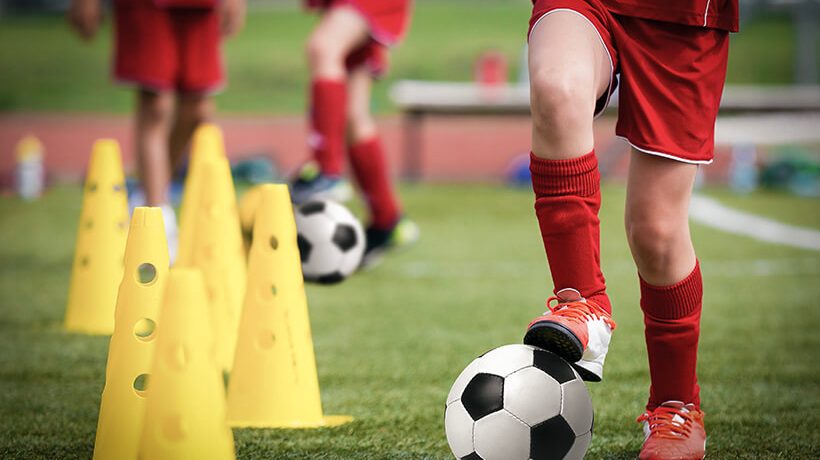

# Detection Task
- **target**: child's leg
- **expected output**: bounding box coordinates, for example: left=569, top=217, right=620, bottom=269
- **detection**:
left=346, top=66, right=400, bottom=229
left=169, top=92, right=214, bottom=175
left=624, top=151, right=702, bottom=409
left=305, top=7, right=370, bottom=176
left=528, top=11, right=613, bottom=310
left=136, top=89, right=175, bottom=207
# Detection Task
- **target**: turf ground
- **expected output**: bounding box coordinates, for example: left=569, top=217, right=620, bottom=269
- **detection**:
left=1, top=183, right=818, bottom=459
left=0, top=4, right=804, bottom=114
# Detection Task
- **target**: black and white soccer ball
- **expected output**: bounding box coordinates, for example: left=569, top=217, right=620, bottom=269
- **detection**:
left=294, top=199, right=365, bottom=284
left=445, top=344, right=593, bottom=460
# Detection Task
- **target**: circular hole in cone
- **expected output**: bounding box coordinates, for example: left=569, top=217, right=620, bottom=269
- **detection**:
left=113, top=183, right=124, bottom=193
left=257, top=331, right=276, bottom=350
left=133, top=373, right=149, bottom=397
left=269, top=236, right=279, bottom=250
left=84, top=220, right=93, bottom=230
left=257, top=284, right=276, bottom=302
left=87, top=182, right=98, bottom=192
left=167, top=344, right=189, bottom=371
left=117, top=221, right=127, bottom=231
left=80, top=256, right=90, bottom=268
left=162, top=414, right=187, bottom=442
left=136, top=263, right=157, bottom=285
left=134, top=318, right=156, bottom=341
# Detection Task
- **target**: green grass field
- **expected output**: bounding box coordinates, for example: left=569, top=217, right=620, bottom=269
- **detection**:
left=1, top=183, right=819, bottom=459
left=0, top=3, right=806, bottom=114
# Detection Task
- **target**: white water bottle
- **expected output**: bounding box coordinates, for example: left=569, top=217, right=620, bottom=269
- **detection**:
left=15, top=135, right=45, bottom=200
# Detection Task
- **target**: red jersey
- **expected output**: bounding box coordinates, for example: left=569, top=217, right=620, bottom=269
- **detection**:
left=601, top=0, right=739, bottom=32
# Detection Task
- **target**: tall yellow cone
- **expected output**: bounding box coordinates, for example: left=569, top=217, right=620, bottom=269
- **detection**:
left=93, top=207, right=169, bottom=460
left=138, top=268, right=235, bottom=460
left=226, top=184, right=352, bottom=428
left=177, top=123, right=225, bottom=266
left=187, top=156, right=247, bottom=370
left=65, top=139, right=129, bottom=334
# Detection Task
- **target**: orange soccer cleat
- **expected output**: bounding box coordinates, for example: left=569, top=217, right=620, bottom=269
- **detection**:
left=523, top=288, right=615, bottom=381
left=637, top=401, right=707, bottom=460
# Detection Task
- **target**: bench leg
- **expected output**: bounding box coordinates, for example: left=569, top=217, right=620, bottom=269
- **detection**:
left=402, top=111, right=423, bottom=182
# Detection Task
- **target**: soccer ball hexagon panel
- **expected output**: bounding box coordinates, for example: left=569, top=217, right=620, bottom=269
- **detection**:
left=294, top=199, right=365, bottom=284
left=444, top=344, right=593, bottom=460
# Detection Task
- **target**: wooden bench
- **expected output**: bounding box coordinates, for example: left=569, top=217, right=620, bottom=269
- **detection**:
left=389, top=80, right=820, bottom=179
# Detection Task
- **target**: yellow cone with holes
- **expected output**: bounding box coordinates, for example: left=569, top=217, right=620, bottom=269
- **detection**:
left=93, top=207, right=169, bottom=460
left=226, top=184, right=352, bottom=428
left=177, top=123, right=225, bottom=266
left=65, top=139, right=130, bottom=334
left=186, top=157, right=246, bottom=370
left=138, top=268, right=235, bottom=460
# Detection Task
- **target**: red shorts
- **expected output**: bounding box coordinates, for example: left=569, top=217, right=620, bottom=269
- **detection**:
left=113, top=0, right=224, bottom=93
left=530, top=0, right=730, bottom=163
left=345, top=41, right=389, bottom=78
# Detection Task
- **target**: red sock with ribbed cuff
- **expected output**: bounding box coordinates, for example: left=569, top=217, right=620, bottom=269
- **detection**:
left=308, top=79, right=346, bottom=176
left=641, top=261, right=703, bottom=410
left=349, top=136, right=401, bottom=229
left=530, top=151, right=611, bottom=313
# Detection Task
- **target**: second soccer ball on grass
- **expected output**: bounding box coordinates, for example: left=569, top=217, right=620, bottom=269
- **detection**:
left=295, top=199, right=365, bottom=284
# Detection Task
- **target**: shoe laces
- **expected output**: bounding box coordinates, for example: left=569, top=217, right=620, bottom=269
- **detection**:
left=545, top=296, right=616, bottom=330
left=637, top=404, right=700, bottom=440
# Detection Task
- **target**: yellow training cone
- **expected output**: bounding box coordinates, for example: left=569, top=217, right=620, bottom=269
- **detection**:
left=177, top=123, right=225, bottom=266
left=93, top=207, right=169, bottom=460
left=226, top=184, right=352, bottom=428
left=138, top=268, right=235, bottom=460
left=187, top=156, right=246, bottom=370
left=65, top=139, right=129, bottom=334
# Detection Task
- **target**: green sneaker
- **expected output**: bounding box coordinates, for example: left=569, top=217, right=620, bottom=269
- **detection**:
left=361, top=217, right=420, bottom=269
left=290, top=162, right=353, bottom=205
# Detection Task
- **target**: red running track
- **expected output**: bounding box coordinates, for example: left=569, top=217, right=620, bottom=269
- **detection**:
left=0, top=113, right=729, bottom=186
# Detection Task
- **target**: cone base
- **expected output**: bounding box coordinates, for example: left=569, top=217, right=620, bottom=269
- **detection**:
left=229, top=415, right=353, bottom=429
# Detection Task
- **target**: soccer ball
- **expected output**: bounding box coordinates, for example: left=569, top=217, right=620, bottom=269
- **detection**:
left=294, top=199, right=365, bottom=284
left=445, top=344, right=593, bottom=460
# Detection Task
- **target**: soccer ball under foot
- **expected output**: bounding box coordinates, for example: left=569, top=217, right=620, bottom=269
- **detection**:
left=445, top=344, right=593, bottom=460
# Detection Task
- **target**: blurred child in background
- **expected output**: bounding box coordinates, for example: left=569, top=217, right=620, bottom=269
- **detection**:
left=67, top=0, right=246, bottom=262
left=293, top=0, right=419, bottom=266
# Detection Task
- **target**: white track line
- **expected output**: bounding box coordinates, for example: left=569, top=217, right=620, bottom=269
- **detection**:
left=689, top=195, right=820, bottom=252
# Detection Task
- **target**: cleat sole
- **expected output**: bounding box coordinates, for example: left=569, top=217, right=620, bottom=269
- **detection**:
left=571, top=363, right=601, bottom=382
left=523, top=322, right=584, bottom=363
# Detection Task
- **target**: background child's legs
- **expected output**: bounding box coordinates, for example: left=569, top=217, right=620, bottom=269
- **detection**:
left=169, top=92, right=214, bottom=175
left=303, top=6, right=370, bottom=177
left=135, top=89, right=175, bottom=207
left=625, top=151, right=703, bottom=410
left=346, top=65, right=400, bottom=230
left=346, top=66, right=377, bottom=143
left=307, top=6, right=370, bottom=80
left=528, top=10, right=613, bottom=310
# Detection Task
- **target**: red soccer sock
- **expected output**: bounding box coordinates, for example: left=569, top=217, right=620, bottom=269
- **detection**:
left=349, top=136, right=401, bottom=229
left=530, top=151, right=611, bottom=313
left=641, top=261, right=703, bottom=410
left=309, top=79, right=346, bottom=176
